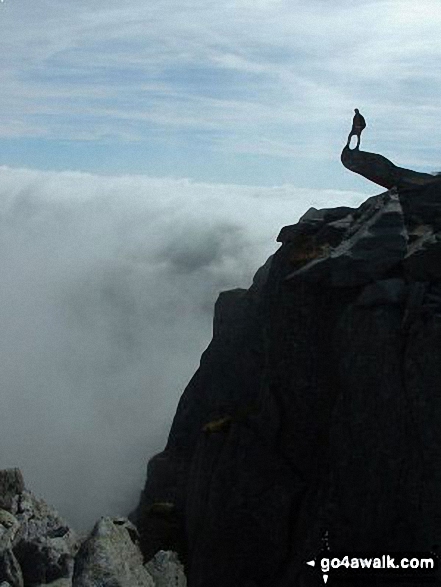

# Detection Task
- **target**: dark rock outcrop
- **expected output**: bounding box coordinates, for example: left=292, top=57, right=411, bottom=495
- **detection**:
left=135, top=181, right=441, bottom=586
left=341, top=145, right=438, bottom=190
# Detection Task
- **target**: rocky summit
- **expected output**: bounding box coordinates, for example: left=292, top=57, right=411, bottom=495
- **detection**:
left=134, top=178, right=441, bottom=586
left=0, top=469, right=186, bottom=586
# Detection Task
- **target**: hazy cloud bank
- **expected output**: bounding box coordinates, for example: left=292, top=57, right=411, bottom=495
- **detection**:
left=0, top=166, right=368, bottom=530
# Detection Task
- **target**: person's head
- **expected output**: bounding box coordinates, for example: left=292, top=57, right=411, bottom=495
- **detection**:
left=354, top=108, right=359, bottom=114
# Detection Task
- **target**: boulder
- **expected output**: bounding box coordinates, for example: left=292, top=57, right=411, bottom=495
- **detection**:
left=0, top=510, right=21, bottom=587
left=0, top=511, right=20, bottom=552
left=73, top=517, right=154, bottom=587
left=14, top=490, right=79, bottom=586
left=0, top=550, right=22, bottom=587
left=144, top=550, right=186, bottom=587
left=0, top=470, right=78, bottom=587
left=0, top=471, right=24, bottom=513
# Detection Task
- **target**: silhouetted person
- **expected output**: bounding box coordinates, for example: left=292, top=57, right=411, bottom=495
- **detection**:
left=347, top=108, right=366, bottom=149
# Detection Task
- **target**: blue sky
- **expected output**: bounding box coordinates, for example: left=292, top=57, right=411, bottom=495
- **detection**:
left=2, top=0, right=441, bottom=189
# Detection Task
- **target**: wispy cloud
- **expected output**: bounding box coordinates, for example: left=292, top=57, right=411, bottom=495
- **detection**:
left=1, top=0, right=441, bottom=176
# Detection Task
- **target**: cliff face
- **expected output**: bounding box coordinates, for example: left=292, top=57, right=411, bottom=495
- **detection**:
left=136, top=182, right=441, bottom=587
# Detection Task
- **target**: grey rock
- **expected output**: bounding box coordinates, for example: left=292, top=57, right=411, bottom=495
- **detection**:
left=0, top=549, right=22, bottom=587
left=286, top=191, right=408, bottom=287
left=0, top=473, right=78, bottom=587
left=73, top=517, right=154, bottom=587
left=0, top=470, right=24, bottom=513
left=0, top=509, right=22, bottom=587
left=0, top=511, right=20, bottom=552
left=327, top=191, right=408, bottom=286
left=144, top=550, right=186, bottom=587
left=326, top=213, right=354, bottom=233
left=14, top=490, right=79, bottom=586
left=0, top=473, right=79, bottom=587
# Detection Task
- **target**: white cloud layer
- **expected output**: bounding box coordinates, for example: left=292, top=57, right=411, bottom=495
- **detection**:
left=0, top=166, right=368, bottom=530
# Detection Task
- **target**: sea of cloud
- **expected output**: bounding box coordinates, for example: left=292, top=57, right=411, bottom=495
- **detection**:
left=0, top=166, right=370, bottom=531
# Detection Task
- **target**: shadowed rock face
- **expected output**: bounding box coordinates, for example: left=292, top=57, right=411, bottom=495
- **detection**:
left=135, top=181, right=441, bottom=587
left=341, top=145, right=438, bottom=190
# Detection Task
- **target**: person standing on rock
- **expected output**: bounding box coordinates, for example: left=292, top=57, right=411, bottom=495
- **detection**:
left=347, top=108, right=366, bottom=149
